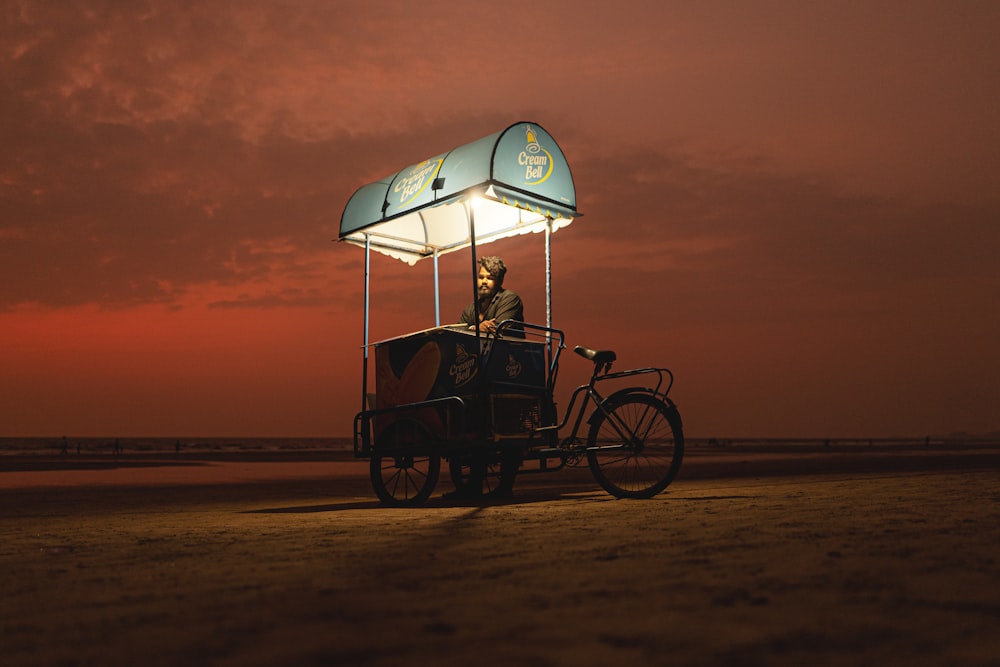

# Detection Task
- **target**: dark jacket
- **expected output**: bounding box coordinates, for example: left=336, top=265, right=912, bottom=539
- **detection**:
left=459, top=289, right=524, bottom=333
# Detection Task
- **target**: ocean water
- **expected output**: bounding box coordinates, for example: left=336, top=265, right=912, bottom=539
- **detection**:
left=0, top=437, right=355, bottom=457
left=2, top=434, right=993, bottom=458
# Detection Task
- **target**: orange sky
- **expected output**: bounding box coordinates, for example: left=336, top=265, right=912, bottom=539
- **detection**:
left=1, top=1, right=998, bottom=438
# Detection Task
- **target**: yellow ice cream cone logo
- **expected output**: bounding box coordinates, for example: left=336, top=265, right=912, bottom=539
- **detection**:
left=525, top=126, right=540, bottom=153
left=520, top=125, right=552, bottom=185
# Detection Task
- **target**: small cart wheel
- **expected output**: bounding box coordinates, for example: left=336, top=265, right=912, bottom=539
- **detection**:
left=370, top=419, right=441, bottom=506
left=586, top=394, right=684, bottom=499
left=448, top=449, right=519, bottom=498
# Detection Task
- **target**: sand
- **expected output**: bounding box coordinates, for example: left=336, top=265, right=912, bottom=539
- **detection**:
left=1, top=445, right=999, bottom=666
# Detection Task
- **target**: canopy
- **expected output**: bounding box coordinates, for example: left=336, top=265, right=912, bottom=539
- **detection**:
left=339, top=121, right=579, bottom=264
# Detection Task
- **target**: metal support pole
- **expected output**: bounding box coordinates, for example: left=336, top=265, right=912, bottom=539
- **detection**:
left=361, top=234, right=371, bottom=415
left=545, top=218, right=553, bottom=363
left=545, top=218, right=553, bottom=330
left=467, top=199, right=485, bottom=440
left=469, top=201, right=480, bottom=333
left=433, top=250, right=441, bottom=327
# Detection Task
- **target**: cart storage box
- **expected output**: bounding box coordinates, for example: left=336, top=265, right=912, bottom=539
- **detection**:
left=374, top=326, right=546, bottom=437
left=374, top=325, right=545, bottom=403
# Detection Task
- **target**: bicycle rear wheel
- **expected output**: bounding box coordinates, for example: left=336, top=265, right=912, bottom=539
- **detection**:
left=586, top=393, right=684, bottom=498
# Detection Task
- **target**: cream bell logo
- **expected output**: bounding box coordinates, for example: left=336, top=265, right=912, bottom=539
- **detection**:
left=505, top=353, right=522, bottom=379
left=449, top=343, right=478, bottom=388
left=519, top=125, right=553, bottom=185
left=394, top=159, right=443, bottom=206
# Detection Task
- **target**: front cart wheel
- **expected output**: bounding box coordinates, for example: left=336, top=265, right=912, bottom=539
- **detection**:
left=586, top=394, right=684, bottom=499
left=370, top=419, right=440, bottom=506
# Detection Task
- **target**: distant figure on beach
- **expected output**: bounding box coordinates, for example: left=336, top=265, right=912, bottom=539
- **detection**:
left=60, top=436, right=68, bottom=456
left=458, top=256, right=524, bottom=337
left=175, top=439, right=181, bottom=456
left=114, top=438, right=122, bottom=457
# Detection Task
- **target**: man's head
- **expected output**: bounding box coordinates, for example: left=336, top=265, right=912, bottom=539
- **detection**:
left=477, top=256, right=507, bottom=300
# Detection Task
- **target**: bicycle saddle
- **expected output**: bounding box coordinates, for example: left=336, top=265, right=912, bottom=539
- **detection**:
left=574, top=345, right=616, bottom=366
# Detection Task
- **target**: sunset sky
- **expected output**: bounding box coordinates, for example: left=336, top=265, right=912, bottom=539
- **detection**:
left=2, top=1, right=998, bottom=439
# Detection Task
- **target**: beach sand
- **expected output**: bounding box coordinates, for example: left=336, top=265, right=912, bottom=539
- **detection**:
left=2, top=446, right=999, bottom=666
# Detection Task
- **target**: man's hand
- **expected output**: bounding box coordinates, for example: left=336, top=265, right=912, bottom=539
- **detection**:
left=468, top=319, right=498, bottom=334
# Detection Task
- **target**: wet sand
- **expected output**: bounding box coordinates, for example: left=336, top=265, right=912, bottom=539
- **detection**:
left=2, top=445, right=999, bottom=666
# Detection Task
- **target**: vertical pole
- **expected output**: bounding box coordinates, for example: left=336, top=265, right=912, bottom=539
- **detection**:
left=468, top=198, right=485, bottom=440
left=361, top=235, right=371, bottom=414
left=433, top=250, right=441, bottom=327
left=545, top=218, right=553, bottom=330
left=469, top=201, right=480, bottom=332
left=545, top=218, right=554, bottom=368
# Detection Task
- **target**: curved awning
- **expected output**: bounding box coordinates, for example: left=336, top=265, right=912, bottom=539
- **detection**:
left=339, top=121, right=579, bottom=264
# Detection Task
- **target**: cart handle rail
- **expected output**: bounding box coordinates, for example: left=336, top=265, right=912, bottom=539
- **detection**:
left=354, top=395, right=468, bottom=458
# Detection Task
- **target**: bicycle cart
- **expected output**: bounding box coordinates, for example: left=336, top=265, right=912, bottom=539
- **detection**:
left=339, top=122, right=684, bottom=506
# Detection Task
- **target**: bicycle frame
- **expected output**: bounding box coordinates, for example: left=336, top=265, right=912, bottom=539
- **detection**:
left=489, top=320, right=676, bottom=453
left=552, top=366, right=674, bottom=448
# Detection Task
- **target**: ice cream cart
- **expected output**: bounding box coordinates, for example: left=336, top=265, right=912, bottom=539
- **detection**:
left=339, top=121, right=684, bottom=505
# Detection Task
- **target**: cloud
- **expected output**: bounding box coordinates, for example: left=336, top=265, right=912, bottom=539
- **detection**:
left=555, top=146, right=1000, bottom=334
left=3, top=2, right=556, bottom=311
left=0, top=103, right=518, bottom=311
left=206, top=286, right=328, bottom=310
